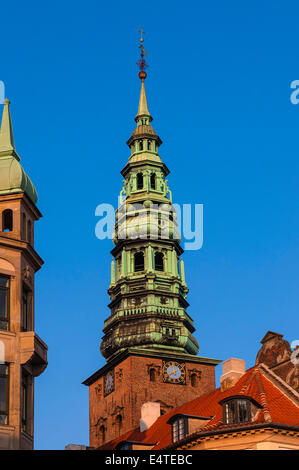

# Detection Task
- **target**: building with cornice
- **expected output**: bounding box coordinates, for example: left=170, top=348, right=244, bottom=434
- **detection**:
left=0, top=99, right=47, bottom=450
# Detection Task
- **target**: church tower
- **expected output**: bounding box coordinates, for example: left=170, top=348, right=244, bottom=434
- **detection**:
left=0, top=99, right=47, bottom=449
left=84, top=37, right=220, bottom=448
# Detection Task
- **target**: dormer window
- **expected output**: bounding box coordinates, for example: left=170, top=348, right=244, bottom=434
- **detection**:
left=220, top=397, right=252, bottom=425
left=168, top=414, right=212, bottom=443
left=116, top=441, right=132, bottom=450
left=171, top=417, right=187, bottom=443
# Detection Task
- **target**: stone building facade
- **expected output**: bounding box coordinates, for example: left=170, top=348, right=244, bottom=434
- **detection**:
left=0, top=99, right=47, bottom=449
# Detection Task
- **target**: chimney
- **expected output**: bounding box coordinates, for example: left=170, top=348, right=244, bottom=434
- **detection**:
left=220, top=358, right=245, bottom=391
left=140, top=402, right=160, bottom=432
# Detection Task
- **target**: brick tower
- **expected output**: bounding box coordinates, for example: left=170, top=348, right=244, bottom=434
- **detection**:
left=0, top=99, right=47, bottom=449
left=83, top=37, right=220, bottom=447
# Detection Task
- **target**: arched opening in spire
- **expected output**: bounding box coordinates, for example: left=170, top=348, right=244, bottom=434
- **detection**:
left=150, top=173, right=156, bottom=190
left=137, top=173, right=143, bottom=190
left=2, top=209, right=13, bottom=232
left=134, top=252, right=144, bottom=272
left=139, top=140, right=143, bottom=151
left=155, top=252, right=164, bottom=271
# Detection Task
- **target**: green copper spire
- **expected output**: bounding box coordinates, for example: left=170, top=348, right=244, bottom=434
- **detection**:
left=136, top=78, right=151, bottom=121
left=0, top=99, right=38, bottom=204
left=100, top=39, right=200, bottom=362
left=0, top=99, right=19, bottom=160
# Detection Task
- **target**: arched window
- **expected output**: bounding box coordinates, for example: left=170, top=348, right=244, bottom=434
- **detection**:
left=139, top=141, right=143, bottom=151
left=191, top=374, right=198, bottom=387
left=2, top=210, right=13, bottom=232
left=134, top=252, right=144, bottom=272
left=150, top=173, right=156, bottom=190
left=149, top=368, right=156, bottom=382
left=99, top=425, right=105, bottom=444
left=27, top=220, right=32, bottom=244
left=137, top=173, right=143, bottom=190
left=155, top=252, right=164, bottom=271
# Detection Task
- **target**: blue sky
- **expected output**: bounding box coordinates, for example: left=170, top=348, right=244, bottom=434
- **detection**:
left=1, top=0, right=299, bottom=449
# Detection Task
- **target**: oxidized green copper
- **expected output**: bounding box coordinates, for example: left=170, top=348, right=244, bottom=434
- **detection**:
left=100, top=70, right=200, bottom=362
left=0, top=99, right=38, bottom=203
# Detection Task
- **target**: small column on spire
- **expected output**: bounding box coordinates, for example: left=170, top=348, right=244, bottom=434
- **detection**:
left=110, top=259, right=116, bottom=285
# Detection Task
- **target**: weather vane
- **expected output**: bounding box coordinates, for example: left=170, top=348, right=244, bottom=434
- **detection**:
left=137, top=28, right=148, bottom=79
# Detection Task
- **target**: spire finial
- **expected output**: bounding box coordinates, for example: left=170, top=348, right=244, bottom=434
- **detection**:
left=0, top=98, right=19, bottom=160
left=137, top=28, right=148, bottom=80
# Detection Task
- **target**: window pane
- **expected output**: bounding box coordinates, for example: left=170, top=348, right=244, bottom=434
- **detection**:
left=238, top=400, right=249, bottom=423
left=0, top=376, right=7, bottom=412
left=225, top=401, right=235, bottom=424
left=0, top=289, right=8, bottom=318
left=0, top=320, right=8, bottom=330
left=0, top=414, right=8, bottom=425
left=0, top=277, right=9, bottom=288
left=0, top=364, right=8, bottom=375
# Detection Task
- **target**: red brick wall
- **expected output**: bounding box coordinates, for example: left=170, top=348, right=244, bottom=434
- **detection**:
left=89, top=355, right=216, bottom=447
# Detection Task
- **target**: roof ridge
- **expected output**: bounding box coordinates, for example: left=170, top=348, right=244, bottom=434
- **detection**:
left=239, top=367, right=257, bottom=395
left=258, top=363, right=299, bottom=407
left=253, top=367, right=272, bottom=423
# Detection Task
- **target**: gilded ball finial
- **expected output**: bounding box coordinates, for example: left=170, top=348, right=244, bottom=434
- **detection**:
left=139, top=71, right=147, bottom=80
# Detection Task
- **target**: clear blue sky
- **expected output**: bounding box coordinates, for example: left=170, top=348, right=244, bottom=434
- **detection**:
left=1, top=0, right=299, bottom=450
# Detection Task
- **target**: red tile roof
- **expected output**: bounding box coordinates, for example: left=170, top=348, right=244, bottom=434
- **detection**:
left=97, top=365, right=299, bottom=450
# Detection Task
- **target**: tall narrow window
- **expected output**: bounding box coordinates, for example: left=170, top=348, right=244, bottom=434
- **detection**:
left=21, top=372, right=29, bottom=433
left=137, top=173, right=143, bottom=190
left=149, top=368, right=156, bottom=382
left=0, top=364, right=9, bottom=425
left=27, top=220, right=32, bottom=244
left=134, top=252, right=144, bottom=272
left=150, top=173, right=156, bottom=190
left=139, top=141, right=143, bottom=151
left=2, top=209, right=13, bottom=232
left=0, top=275, right=10, bottom=331
left=22, top=213, right=26, bottom=241
left=155, top=252, right=164, bottom=271
left=191, top=373, right=198, bottom=387
left=99, top=425, right=105, bottom=444
left=116, top=414, right=122, bottom=436
left=22, top=287, right=30, bottom=332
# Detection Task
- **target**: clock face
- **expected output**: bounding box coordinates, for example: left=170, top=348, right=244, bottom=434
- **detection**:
left=162, top=361, right=186, bottom=384
left=104, top=370, right=114, bottom=396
